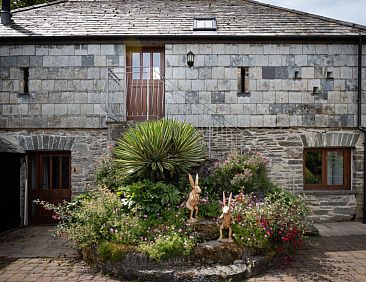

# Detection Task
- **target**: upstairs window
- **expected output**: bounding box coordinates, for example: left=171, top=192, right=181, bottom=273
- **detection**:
left=193, top=17, right=217, bottom=31
left=304, top=148, right=351, bottom=190
left=21, top=67, right=29, bottom=94
left=238, top=67, right=249, bottom=94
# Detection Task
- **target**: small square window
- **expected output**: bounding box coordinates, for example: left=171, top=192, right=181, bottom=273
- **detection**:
left=193, top=18, right=217, bottom=31
left=304, top=148, right=351, bottom=190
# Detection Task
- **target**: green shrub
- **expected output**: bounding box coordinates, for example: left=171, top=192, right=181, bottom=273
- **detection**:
left=117, top=181, right=182, bottom=216
left=97, top=242, right=138, bottom=262
left=94, top=156, right=125, bottom=191
left=264, top=190, right=308, bottom=252
left=37, top=188, right=128, bottom=247
left=114, top=119, right=205, bottom=181
left=36, top=186, right=197, bottom=261
left=207, top=151, right=272, bottom=194
left=138, top=233, right=195, bottom=261
left=232, top=190, right=308, bottom=253
left=232, top=215, right=269, bottom=249
left=198, top=194, right=221, bottom=218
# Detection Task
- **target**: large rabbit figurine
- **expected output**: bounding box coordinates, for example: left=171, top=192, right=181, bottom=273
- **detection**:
left=219, top=192, right=233, bottom=242
left=186, top=173, right=201, bottom=222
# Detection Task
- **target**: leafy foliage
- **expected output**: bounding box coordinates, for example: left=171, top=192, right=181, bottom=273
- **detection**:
left=114, top=119, right=205, bottom=181
left=38, top=141, right=309, bottom=264
left=139, top=233, right=195, bottom=261
left=232, top=190, right=308, bottom=253
left=198, top=193, right=221, bottom=218
left=94, top=156, right=125, bottom=191
left=97, top=242, right=138, bottom=262
left=117, top=181, right=182, bottom=216
left=207, top=151, right=273, bottom=194
left=36, top=187, right=196, bottom=261
left=36, top=189, right=128, bottom=247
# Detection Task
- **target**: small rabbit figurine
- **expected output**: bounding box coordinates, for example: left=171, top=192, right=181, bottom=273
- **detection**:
left=186, top=173, right=201, bottom=222
left=219, top=192, right=233, bottom=243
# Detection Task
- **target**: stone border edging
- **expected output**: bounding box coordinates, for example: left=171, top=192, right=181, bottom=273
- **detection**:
left=81, top=246, right=278, bottom=282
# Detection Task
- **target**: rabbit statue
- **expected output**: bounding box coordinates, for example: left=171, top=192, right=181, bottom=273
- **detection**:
left=186, top=173, right=201, bottom=222
left=219, top=192, right=233, bottom=243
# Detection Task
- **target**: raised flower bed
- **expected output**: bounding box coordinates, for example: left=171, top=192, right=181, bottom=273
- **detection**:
left=37, top=120, right=309, bottom=281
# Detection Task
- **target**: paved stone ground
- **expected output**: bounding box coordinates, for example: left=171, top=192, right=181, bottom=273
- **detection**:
left=0, top=222, right=366, bottom=281
left=0, top=226, right=121, bottom=281
left=249, top=222, right=366, bottom=282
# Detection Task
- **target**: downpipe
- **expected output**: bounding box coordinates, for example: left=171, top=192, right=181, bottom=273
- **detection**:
left=356, top=36, right=366, bottom=224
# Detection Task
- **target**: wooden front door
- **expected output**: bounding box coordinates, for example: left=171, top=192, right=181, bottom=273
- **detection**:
left=126, top=48, right=165, bottom=121
left=28, top=151, right=71, bottom=224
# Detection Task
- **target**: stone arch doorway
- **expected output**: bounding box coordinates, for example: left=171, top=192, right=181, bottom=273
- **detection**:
left=17, top=134, right=75, bottom=224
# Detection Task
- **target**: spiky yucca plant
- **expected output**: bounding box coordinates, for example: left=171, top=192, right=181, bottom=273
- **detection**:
left=114, top=119, right=205, bottom=181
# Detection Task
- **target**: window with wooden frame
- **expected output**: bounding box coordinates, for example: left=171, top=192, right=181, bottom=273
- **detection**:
left=304, top=148, right=351, bottom=190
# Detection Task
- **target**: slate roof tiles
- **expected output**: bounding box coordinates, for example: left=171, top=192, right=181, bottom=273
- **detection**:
left=0, top=0, right=365, bottom=38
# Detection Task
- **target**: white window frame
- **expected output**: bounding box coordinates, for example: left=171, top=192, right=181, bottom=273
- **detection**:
left=193, top=17, right=217, bottom=31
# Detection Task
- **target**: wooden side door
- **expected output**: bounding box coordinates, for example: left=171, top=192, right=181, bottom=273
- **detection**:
left=28, top=151, right=71, bottom=224
left=126, top=48, right=165, bottom=121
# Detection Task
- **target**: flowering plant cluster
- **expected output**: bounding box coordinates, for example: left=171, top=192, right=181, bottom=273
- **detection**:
left=37, top=148, right=309, bottom=264
left=37, top=188, right=197, bottom=260
left=208, top=151, right=272, bottom=194
left=232, top=189, right=308, bottom=253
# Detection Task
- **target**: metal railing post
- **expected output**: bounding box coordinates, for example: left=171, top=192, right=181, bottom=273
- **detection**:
left=147, top=67, right=150, bottom=120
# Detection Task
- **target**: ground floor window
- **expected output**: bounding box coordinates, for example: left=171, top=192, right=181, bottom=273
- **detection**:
left=304, top=148, right=351, bottom=190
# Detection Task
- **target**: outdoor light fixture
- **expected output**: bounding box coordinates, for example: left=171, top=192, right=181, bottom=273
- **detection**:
left=187, top=51, right=194, bottom=67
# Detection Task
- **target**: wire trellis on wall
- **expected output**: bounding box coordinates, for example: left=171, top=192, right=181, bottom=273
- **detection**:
left=103, top=67, right=271, bottom=161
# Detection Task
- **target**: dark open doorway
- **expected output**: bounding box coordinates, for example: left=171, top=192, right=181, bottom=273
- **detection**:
left=0, top=136, right=25, bottom=232
left=0, top=154, right=22, bottom=232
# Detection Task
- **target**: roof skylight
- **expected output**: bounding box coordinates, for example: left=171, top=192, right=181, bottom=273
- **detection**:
left=193, top=18, right=217, bottom=31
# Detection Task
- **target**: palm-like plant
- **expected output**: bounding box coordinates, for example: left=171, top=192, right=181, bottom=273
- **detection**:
left=114, top=119, right=205, bottom=181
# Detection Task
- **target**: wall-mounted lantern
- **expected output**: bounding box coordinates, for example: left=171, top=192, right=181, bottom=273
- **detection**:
left=187, top=51, right=194, bottom=67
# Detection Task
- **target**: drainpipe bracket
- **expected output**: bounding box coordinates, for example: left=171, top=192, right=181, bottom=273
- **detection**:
left=1, top=10, right=12, bottom=25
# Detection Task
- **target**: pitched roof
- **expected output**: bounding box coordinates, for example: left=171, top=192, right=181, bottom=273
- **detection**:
left=0, top=0, right=365, bottom=39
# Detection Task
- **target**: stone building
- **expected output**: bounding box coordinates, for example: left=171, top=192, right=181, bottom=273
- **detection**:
left=0, top=0, right=365, bottom=227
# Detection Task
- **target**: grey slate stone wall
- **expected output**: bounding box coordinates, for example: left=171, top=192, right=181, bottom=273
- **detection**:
left=1, top=43, right=365, bottom=129
left=305, top=192, right=357, bottom=222
left=165, top=43, right=366, bottom=128
left=1, top=42, right=365, bottom=221
left=0, top=44, right=125, bottom=129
